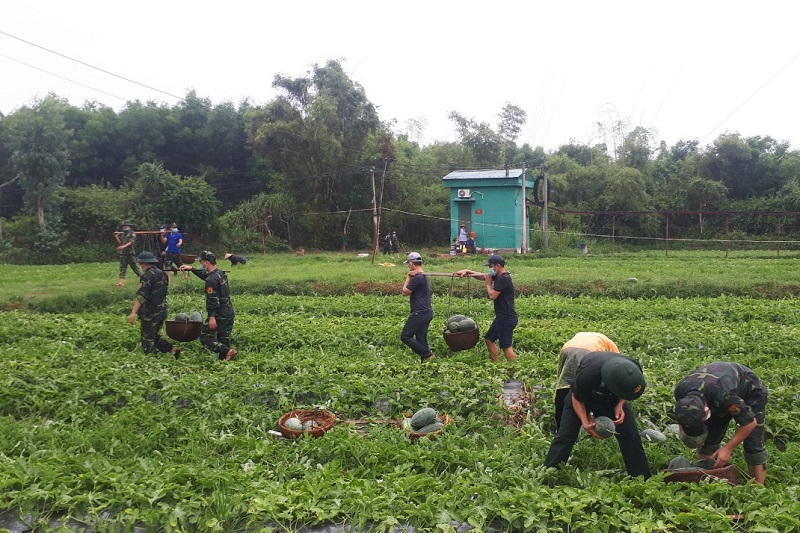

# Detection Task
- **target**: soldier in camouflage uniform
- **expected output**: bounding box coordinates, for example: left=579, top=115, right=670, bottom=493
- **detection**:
left=128, top=251, right=180, bottom=358
left=674, top=362, right=768, bottom=484
left=182, top=250, right=236, bottom=361
left=113, top=220, right=141, bottom=286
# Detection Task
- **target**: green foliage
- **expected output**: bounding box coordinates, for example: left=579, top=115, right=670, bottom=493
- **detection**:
left=2, top=94, right=72, bottom=224
left=130, top=162, right=221, bottom=241
left=61, top=185, right=133, bottom=244
left=1, top=253, right=800, bottom=531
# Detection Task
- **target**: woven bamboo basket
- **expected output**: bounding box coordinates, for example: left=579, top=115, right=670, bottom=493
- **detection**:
left=664, top=464, right=737, bottom=485
left=396, top=414, right=452, bottom=441
left=443, top=327, right=480, bottom=351
left=165, top=320, right=202, bottom=341
left=278, top=409, right=336, bottom=439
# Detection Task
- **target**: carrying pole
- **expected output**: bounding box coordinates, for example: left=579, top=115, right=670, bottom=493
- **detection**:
left=425, top=272, right=485, bottom=278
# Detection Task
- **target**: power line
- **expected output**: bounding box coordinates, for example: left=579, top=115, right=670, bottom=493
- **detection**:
left=0, top=52, right=127, bottom=102
left=0, top=28, right=182, bottom=100
left=700, top=48, right=800, bottom=144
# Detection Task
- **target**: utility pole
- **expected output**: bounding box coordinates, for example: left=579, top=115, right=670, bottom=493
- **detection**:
left=520, top=165, right=527, bottom=253
left=542, top=164, right=550, bottom=251
left=370, top=167, right=379, bottom=264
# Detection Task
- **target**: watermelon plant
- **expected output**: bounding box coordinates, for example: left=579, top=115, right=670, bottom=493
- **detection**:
left=1, top=252, right=800, bottom=531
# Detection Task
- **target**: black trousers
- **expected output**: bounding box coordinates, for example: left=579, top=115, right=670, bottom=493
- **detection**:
left=544, top=391, right=651, bottom=478
left=400, top=310, right=434, bottom=360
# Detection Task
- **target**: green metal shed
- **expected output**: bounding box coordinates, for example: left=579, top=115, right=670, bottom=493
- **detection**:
left=442, top=168, right=535, bottom=251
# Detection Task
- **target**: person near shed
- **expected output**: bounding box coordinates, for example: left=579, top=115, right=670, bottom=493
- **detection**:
left=161, top=223, right=185, bottom=278
left=113, top=220, right=141, bottom=286
left=390, top=231, right=400, bottom=253
left=224, top=252, right=248, bottom=266
left=544, top=351, right=651, bottom=478
left=127, top=251, right=180, bottom=358
left=400, top=251, right=435, bottom=363
left=458, top=224, right=469, bottom=252
left=455, top=254, right=518, bottom=362
left=181, top=250, right=237, bottom=361
left=554, top=332, right=620, bottom=431
left=674, top=362, right=768, bottom=484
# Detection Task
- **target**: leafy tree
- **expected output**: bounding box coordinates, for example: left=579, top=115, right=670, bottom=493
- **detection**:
left=69, top=102, right=122, bottom=186
left=683, top=177, right=728, bottom=234
left=497, top=103, right=527, bottom=168
left=246, top=59, right=382, bottom=248
left=619, top=126, right=654, bottom=172
left=3, top=94, right=72, bottom=229
left=62, top=184, right=134, bottom=244
left=220, top=191, right=295, bottom=252
left=448, top=112, right=503, bottom=168
left=115, top=100, right=178, bottom=176
left=554, top=141, right=610, bottom=167
left=129, top=162, right=221, bottom=242
left=650, top=139, right=702, bottom=210
left=699, top=133, right=792, bottom=200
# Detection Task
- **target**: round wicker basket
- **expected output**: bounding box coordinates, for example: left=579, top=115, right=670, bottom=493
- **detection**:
left=278, top=409, right=336, bottom=439
left=443, top=328, right=480, bottom=351
left=664, top=463, right=737, bottom=485
left=396, top=414, right=452, bottom=441
left=165, top=320, right=202, bottom=341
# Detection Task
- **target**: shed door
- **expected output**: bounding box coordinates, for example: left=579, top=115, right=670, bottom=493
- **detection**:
left=457, top=202, right=472, bottom=229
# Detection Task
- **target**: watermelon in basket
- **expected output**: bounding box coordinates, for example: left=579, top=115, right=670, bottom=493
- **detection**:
left=443, top=314, right=480, bottom=351
left=278, top=409, right=336, bottom=439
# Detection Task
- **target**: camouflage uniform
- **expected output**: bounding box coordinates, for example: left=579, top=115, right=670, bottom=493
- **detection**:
left=118, top=229, right=142, bottom=279
left=192, top=268, right=235, bottom=359
left=674, top=362, right=768, bottom=465
left=135, top=266, right=173, bottom=354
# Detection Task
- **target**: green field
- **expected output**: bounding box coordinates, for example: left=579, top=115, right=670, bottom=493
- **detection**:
left=2, top=251, right=800, bottom=532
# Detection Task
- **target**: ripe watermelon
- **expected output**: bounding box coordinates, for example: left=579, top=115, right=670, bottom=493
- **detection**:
left=458, top=318, right=477, bottom=331
left=668, top=456, right=692, bottom=470
left=447, top=315, right=467, bottom=331
left=284, top=417, right=303, bottom=431
left=594, top=416, right=616, bottom=438
left=416, top=421, right=444, bottom=434
left=410, top=407, right=437, bottom=430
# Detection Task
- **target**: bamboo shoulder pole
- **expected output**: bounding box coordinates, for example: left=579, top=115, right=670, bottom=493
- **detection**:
left=424, top=272, right=485, bottom=278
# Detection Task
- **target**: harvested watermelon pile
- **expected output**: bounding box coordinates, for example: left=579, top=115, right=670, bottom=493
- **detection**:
left=173, top=311, right=203, bottom=322
left=444, top=314, right=477, bottom=333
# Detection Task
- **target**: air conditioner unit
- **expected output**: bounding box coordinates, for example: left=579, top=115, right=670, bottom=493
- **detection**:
left=457, top=189, right=471, bottom=198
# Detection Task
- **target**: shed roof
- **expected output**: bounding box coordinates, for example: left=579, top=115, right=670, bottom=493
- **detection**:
left=442, top=169, right=525, bottom=181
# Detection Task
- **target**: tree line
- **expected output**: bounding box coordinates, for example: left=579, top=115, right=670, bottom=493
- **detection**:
left=2, top=58, right=800, bottom=263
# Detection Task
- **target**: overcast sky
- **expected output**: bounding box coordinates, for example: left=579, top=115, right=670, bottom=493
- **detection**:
left=2, top=1, right=799, bottom=151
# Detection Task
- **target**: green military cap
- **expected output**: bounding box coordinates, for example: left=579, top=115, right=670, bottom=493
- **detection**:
left=136, top=251, right=159, bottom=264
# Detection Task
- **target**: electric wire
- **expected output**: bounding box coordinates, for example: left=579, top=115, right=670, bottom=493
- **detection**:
left=0, top=52, right=127, bottom=102
left=699, top=48, right=800, bottom=144
left=0, top=29, right=182, bottom=100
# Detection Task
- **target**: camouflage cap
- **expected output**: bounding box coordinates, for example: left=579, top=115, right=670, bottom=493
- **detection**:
left=199, top=250, right=217, bottom=264
left=136, top=251, right=159, bottom=264
left=679, top=425, right=709, bottom=449
left=675, top=393, right=706, bottom=436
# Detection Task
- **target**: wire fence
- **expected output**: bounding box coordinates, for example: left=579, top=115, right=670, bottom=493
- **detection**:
left=536, top=207, right=800, bottom=256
